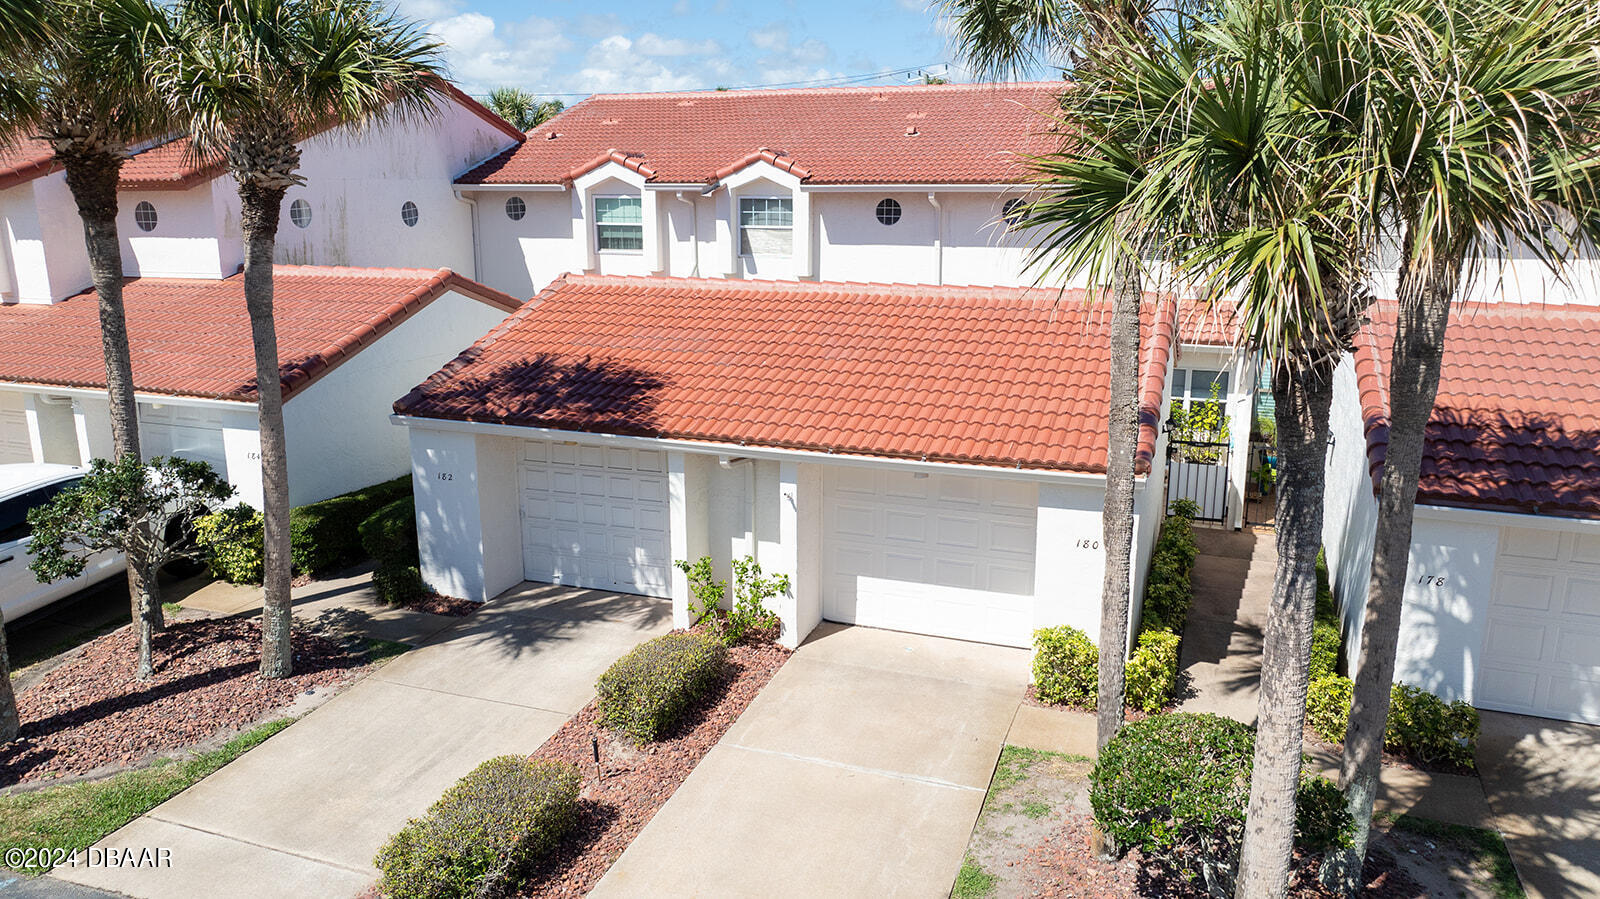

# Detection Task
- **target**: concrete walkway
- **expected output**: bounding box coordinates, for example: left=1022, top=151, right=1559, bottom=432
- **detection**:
left=591, top=623, right=1030, bottom=899
left=1477, top=711, right=1600, bottom=899
left=52, top=582, right=670, bottom=899
left=1177, top=526, right=1272, bottom=724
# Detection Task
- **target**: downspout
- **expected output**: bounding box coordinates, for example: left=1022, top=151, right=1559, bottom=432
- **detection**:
left=927, top=192, right=943, bottom=286
left=676, top=191, right=700, bottom=277
left=452, top=188, right=482, bottom=280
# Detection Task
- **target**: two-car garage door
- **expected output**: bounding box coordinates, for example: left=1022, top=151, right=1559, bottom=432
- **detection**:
left=518, top=440, right=671, bottom=598
left=1478, top=527, right=1600, bottom=724
left=822, top=467, right=1038, bottom=647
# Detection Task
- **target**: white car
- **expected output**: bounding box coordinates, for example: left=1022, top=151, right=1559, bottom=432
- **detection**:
left=0, top=463, right=125, bottom=623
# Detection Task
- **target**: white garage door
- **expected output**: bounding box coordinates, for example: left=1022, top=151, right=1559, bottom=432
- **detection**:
left=822, top=467, right=1038, bottom=647
left=1477, top=526, right=1600, bottom=724
left=140, top=403, right=228, bottom=477
left=519, top=440, right=671, bottom=598
left=0, top=392, right=30, bottom=464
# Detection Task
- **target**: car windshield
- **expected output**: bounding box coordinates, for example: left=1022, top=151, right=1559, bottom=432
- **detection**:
left=0, top=477, right=82, bottom=544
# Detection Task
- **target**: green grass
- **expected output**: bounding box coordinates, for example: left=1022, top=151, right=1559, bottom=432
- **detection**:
left=0, top=718, right=294, bottom=874
left=952, top=858, right=998, bottom=899
left=1389, top=813, right=1524, bottom=898
left=365, top=639, right=413, bottom=663
left=1021, top=800, right=1051, bottom=819
left=161, top=602, right=183, bottom=618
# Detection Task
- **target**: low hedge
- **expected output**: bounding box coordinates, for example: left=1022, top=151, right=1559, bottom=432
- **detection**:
left=374, top=565, right=427, bottom=606
left=194, top=504, right=264, bottom=584
left=374, top=755, right=580, bottom=899
left=1140, top=514, right=1199, bottom=634
left=1032, top=625, right=1097, bottom=709
left=596, top=633, right=728, bottom=742
left=1125, top=628, right=1181, bottom=713
left=360, top=495, right=419, bottom=570
left=289, top=475, right=410, bottom=575
left=1090, top=712, right=1353, bottom=893
left=1305, top=676, right=1479, bottom=768
left=1310, top=621, right=1342, bottom=680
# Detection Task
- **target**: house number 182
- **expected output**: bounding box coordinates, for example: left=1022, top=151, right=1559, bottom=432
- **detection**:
left=436, top=472, right=454, bottom=482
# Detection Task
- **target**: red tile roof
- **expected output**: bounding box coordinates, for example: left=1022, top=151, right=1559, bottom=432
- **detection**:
left=456, top=82, right=1067, bottom=187
left=395, top=275, right=1176, bottom=475
left=2, top=82, right=522, bottom=192
left=1355, top=301, right=1600, bottom=518
left=1178, top=298, right=1240, bottom=347
left=0, top=267, right=520, bottom=402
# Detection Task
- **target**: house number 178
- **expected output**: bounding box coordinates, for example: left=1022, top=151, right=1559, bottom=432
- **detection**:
left=1416, top=574, right=1446, bottom=587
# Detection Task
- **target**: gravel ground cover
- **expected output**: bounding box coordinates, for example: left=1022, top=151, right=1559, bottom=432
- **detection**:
left=1, top=617, right=367, bottom=788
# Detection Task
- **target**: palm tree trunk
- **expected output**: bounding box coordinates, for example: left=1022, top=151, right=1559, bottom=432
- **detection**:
left=238, top=175, right=294, bottom=680
left=1236, top=354, right=1336, bottom=898
left=0, top=606, right=18, bottom=744
left=1323, top=247, right=1459, bottom=893
left=1096, top=245, right=1142, bottom=747
left=133, top=560, right=164, bottom=679
left=57, top=141, right=162, bottom=656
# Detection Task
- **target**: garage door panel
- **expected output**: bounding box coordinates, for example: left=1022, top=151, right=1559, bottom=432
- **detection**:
left=1561, top=578, right=1600, bottom=617
left=520, top=440, right=671, bottom=598
left=822, top=467, right=1038, bottom=648
left=1481, top=529, right=1600, bottom=723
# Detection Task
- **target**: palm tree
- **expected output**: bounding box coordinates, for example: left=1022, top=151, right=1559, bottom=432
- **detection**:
left=941, top=0, right=1164, bottom=760
left=1023, top=2, right=1381, bottom=890
left=157, top=0, right=445, bottom=678
left=1324, top=0, right=1600, bottom=888
left=486, top=86, right=562, bottom=132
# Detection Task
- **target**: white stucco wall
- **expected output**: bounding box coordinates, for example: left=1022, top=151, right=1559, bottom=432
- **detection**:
left=1322, top=355, right=1381, bottom=653
left=119, top=185, right=232, bottom=279
left=1392, top=510, right=1502, bottom=703
left=1033, top=480, right=1118, bottom=644
left=408, top=427, right=522, bottom=603
left=0, top=173, right=92, bottom=303
left=282, top=290, right=512, bottom=507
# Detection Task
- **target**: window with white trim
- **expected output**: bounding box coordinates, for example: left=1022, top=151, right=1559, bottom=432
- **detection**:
left=594, top=196, right=643, bottom=252
left=133, top=201, right=158, bottom=232
left=739, top=196, right=793, bottom=256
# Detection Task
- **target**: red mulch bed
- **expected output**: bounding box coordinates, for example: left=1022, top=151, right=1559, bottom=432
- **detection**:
left=1016, top=815, right=1431, bottom=897
left=1, top=617, right=367, bottom=787
left=402, top=593, right=482, bottom=617
left=514, top=639, right=790, bottom=897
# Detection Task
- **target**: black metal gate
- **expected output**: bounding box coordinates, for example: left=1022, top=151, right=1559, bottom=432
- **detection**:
left=1166, top=437, right=1231, bottom=523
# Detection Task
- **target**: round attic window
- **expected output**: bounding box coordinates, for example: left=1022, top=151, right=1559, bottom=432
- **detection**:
left=1002, top=198, right=1026, bottom=226
left=289, top=198, right=312, bottom=228
left=401, top=200, right=419, bottom=227
left=875, top=198, right=902, bottom=226
left=133, top=201, right=158, bottom=232
left=505, top=196, right=527, bottom=221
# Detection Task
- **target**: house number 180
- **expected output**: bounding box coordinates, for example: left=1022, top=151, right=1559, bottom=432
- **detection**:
left=1075, top=538, right=1101, bottom=550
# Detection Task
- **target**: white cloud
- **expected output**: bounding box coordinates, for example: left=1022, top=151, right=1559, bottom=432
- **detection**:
left=672, top=0, right=691, bottom=14
left=749, top=24, right=787, bottom=51
left=634, top=33, right=721, bottom=57
left=424, top=11, right=571, bottom=94
left=573, top=35, right=706, bottom=93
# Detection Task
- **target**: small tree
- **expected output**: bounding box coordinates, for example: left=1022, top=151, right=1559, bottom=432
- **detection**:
left=27, top=456, right=232, bottom=679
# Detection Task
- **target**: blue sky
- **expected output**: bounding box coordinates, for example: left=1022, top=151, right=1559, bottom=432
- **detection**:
left=392, top=0, right=967, bottom=100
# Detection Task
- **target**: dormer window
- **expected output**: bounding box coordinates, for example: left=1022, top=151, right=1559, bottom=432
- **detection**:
left=739, top=197, right=793, bottom=256
left=594, top=196, right=643, bottom=252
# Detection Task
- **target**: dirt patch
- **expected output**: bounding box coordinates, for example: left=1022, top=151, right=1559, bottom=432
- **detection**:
left=401, top=593, right=481, bottom=617
left=516, top=639, right=790, bottom=897
left=958, top=745, right=1506, bottom=898
left=1304, top=727, right=1477, bottom=777
left=0, top=617, right=368, bottom=788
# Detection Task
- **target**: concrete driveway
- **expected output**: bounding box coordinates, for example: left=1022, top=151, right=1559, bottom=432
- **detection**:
left=591, top=623, right=1030, bottom=899
left=51, top=582, right=670, bottom=899
left=1477, top=711, right=1600, bottom=899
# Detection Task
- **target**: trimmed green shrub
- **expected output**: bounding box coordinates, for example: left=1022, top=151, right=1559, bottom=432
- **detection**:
left=1388, top=684, right=1479, bottom=769
left=374, top=565, right=427, bottom=606
left=1090, top=712, right=1354, bottom=893
left=1125, top=628, right=1181, bottom=713
left=1296, top=773, right=1356, bottom=853
left=596, top=633, right=728, bottom=742
left=374, top=755, right=580, bottom=899
left=1315, top=548, right=1337, bottom=626
left=672, top=555, right=788, bottom=645
left=1310, top=621, right=1342, bottom=679
left=1032, top=625, right=1097, bottom=709
left=1304, top=677, right=1478, bottom=768
left=1141, top=515, right=1199, bottom=633
left=1169, top=497, right=1202, bottom=520
left=1307, top=674, right=1354, bottom=742
left=195, top=504, right=264, bottom=584
left=360, top=495, right=419, bottom=569
left=290, top=475, right=410, bottom=575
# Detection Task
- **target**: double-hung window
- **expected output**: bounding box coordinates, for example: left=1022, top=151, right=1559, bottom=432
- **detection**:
left=594, top=196, right=643, bottom=252
left=739, top=197, right=793, bottom=256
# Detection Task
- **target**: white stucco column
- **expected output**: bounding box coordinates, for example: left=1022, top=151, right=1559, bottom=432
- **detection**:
left=772, top=461, right=804, bottom=648
left=722, top=186, right=741, bottom=277
left=221, top=412, right=264, bottom=510
left=793, top=190, right=815, bottom=280
left=643, top=188, right=663, bottom=274
left=22, top=393, right=44, bottom=463
left=668, top=451, right=691, bottom=630
left=1033, top=482, right=1111, bottom=645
